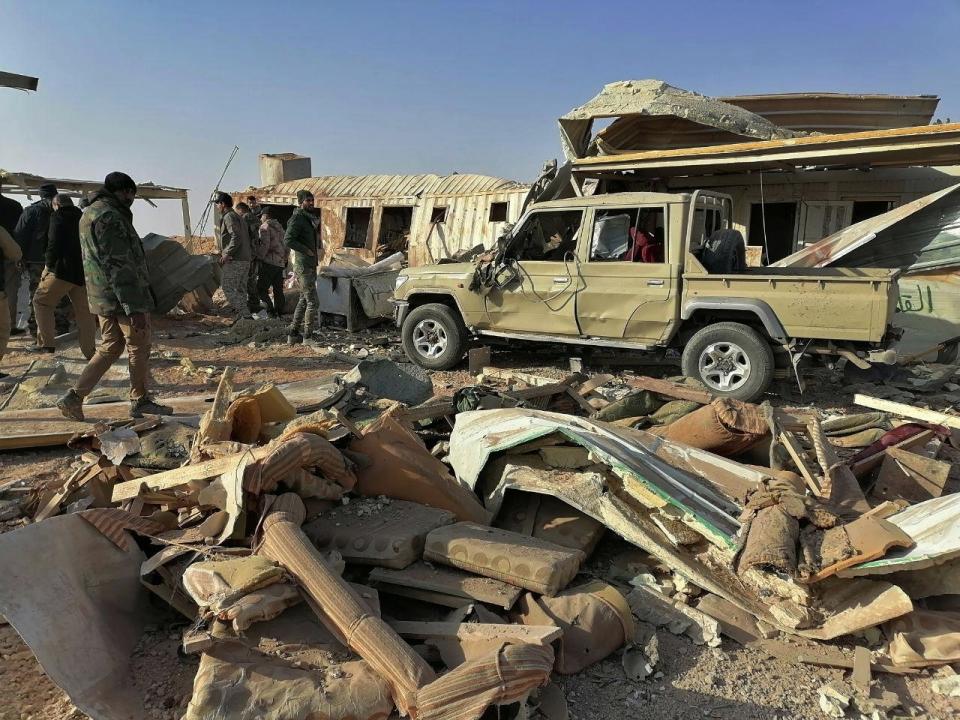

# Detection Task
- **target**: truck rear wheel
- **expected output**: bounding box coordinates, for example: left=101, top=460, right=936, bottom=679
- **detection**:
left=402, top=303, right=467, bottom=370
left=681, top=322, right=774, bottom=402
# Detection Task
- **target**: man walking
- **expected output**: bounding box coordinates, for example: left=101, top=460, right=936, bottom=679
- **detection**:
left=14, top=182, right=57, bottom=338
left=0, top=222, right=22, bottom=379
left=255, top=205, right=287, bottom=318
left=214, top=193, right=252, bottom=318
left=31, top=194, right=97, bottom=358
left=58, top=172, right=172, bottom=420
left=285, top=189, right=320, bottom=343
left=0, top=178, right=23, bottom=335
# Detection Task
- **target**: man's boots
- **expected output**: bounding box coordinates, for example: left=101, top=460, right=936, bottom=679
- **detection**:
left=131, top=395, right=174, bottom=418
left=57, top=389, right=84, bottom=421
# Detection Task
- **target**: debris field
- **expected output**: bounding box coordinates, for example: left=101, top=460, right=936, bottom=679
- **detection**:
left=1, top=319, right=959, bottom=720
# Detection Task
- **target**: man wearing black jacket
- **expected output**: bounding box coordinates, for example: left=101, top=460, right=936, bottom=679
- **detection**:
left=31, top=194, right=96, bottom=358
left=0, top=179, right=24, bottom=334
left=14, top=182, right=57, bottom=338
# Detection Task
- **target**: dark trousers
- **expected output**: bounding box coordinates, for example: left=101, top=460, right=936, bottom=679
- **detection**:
left=256, top=263, right=285, bottom=317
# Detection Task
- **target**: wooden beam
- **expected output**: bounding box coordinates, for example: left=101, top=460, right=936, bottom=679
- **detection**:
left=779, top=431, right=823, bottom=496
left=625, top=376, right=712, bottom=404
left=0, top=71, right=38, bottom=91
left=853, top=394, right=960, bottom=430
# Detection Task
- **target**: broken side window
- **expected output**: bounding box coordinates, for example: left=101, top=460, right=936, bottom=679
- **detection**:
left=507, top=209, right=584, bottom=262
left=344, top=207, right=372, bottom=248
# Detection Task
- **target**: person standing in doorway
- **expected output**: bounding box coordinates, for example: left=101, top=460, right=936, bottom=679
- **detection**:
left=214, top=192, right=252, bottom=319
left=31, top=194, right=97, bottom=359
left=255, top=205, right=287, bottom=318
left=284, top=189, right=320, bottom=343
left=14, top=182, right=57, bottom=339
left=0, top=178, right=23, bottom=336
left=57, top=172, right=172, bottom=420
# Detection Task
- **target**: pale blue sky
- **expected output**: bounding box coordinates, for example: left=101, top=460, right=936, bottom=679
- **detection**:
left=2, top=0, right=958, bottom=235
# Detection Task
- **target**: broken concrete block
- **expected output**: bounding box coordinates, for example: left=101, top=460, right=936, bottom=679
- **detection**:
left=369, top=561, right=522, bottom=610
left=817, top=681, right=852, bottom=718
left=931, top=672, right=960, bottom=698
left=515, top=580, right=634, bottom=674
left=494, top=491, right=605, bottom=555
left=304, top=497, right=455, bottom=570
left=342, top=358, right=433, bottom=405
left=424, top=521, right=584, bottom=596
left=626, top=584, right=721, bottom=647
left=622, top=629, right=659, bottom=682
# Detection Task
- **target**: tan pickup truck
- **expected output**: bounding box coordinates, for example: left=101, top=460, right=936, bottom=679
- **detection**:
left=392, top=191, right=900, bottom=400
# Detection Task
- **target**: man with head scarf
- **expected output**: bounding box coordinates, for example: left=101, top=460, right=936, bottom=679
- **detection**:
left=57, top=172, right=172, bottom=421
left=284, top=189, right=320, bottom=343
left=14, top=182, right=57, bottom=338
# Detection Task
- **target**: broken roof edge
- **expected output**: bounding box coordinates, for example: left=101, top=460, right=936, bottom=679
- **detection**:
left=248, top=172, right=529, bottom=202
left=558, top=79, right=801, bottom=161
left=0, top=170, right=189, bottom=199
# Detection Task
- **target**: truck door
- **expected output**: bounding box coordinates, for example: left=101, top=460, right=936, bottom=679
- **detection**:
left=575, top=204, right=677, bottom=344
left=481, top=208, right=584, bottom=335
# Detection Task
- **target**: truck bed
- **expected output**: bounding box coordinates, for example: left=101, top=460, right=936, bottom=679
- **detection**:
left=682, top=267, right=898, bottom=342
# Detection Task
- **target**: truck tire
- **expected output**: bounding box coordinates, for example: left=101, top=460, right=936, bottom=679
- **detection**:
left=402, top=303, right=468, bottom=370
left=681, top=322, right=774, bottom=402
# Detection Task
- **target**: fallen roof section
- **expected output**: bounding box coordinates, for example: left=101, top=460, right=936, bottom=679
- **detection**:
left=719, top=93, right=940, bottom=133
left=572, top=122, right=960, bottom=178
left=558, top=79, right=799, bottom=161
left=0, top=170, right=189, bottom=200
left=771, top=183, right=960, bottom=272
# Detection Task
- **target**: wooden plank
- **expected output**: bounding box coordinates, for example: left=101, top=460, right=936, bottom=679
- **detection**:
left=625, top=376, right=712, bottom=404
left=0, top=377, right=339, bottom=451
left=480, top=367, right=556, bottom=387
left=369, top=562, right=522, bottom=610
left=873, top=447, right=950, bottom=503
left=779, top=431, right=823, bottom=496
left=0, top=71, right=39, bottom=91
left=853, top=394, right=960, bottom=430
left=387, top=621, right=562, bottom=645
left=850, top=429, right=936, bottom=478
left=853, top=646, right=871, bottom=693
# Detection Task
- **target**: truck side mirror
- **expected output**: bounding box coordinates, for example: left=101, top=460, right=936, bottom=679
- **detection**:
left=493, top=261, right=520, bottom=289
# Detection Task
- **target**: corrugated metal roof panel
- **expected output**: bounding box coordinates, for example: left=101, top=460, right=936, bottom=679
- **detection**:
left=259, top=173, right=525, bottom=200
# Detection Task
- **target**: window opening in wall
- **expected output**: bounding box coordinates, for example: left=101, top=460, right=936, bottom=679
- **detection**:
left=344, top=207, right=372, bottom=248
left=488, top=202, right=508, bottom=222
left=851, top=200, right=894, bottom=224
left=430, top=206, right=447, bottom=224
left=377, top=206, right=413, bottom=259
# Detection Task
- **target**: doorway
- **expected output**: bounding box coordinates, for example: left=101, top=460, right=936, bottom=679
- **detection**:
left=749, top=202, right=797, bottom=264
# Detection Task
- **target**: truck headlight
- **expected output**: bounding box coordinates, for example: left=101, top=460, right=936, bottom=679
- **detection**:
left=395, top=274, right=409, bottom=291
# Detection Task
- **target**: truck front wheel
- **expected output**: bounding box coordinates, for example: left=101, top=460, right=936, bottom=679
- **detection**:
left=401, top=303, right=468, bottom=370
left=681, top=322, right=774, bottom=402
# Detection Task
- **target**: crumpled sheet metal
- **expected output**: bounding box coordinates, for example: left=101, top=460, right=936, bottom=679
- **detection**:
left=449, top=408, right=741, bottom=549
left=837, top=494, right=960, bottom=577
left=0, top=515, right=150, bottom=720
left=416, top=642, right=554, bottom=720
left=184, top=646, right=394, bottom=720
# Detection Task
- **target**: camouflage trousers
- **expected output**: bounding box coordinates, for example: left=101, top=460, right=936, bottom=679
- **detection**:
left=221, top=260, right=251, bottom=317
left=246, top=260, right=261, bottom=313
left=289, top=254, right=319, bottom=337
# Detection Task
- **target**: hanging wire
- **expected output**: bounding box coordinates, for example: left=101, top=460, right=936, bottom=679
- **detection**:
left=759, top=170, right=771, bottom=265
left=188, top=145, right=239, bottom=251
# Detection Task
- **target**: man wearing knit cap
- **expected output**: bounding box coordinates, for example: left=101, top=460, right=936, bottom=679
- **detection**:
left=214, top=192, right=252, bottom=318
left=14, top=182, right=58, bottom=338
left=284, top=189, right=320, bottom=343
left=58, top=171, right=172, bottom=421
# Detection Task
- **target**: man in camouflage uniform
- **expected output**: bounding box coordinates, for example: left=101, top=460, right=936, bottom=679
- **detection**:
left=58, top=172, right=172, bottom=420
left=284, top=189, right=320, bottom=343
left=215, top=193, right=252, bottom=318
left=237, top=201, right=262, bottom=314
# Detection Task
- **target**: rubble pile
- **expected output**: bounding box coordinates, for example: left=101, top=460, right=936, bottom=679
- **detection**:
left=0, top=361, right=959, bottom=719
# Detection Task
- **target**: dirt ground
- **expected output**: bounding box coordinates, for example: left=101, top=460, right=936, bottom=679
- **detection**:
left=0, top=312, right=957, bottom=720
